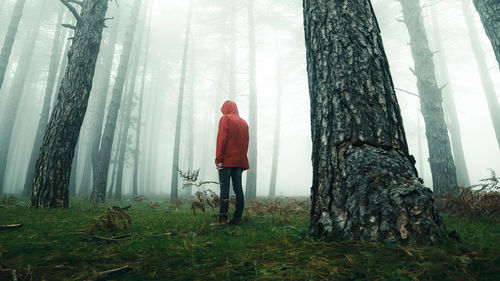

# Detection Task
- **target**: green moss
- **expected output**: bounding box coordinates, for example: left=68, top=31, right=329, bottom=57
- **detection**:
left=0, top=200, right=498, bottom=280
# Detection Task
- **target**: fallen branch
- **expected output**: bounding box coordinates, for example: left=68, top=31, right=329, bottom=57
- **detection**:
left=0, top=224, right=23, bottom=231
left=89, top=265, right=131, bottom=280
left=112, top=205, right=131, bottom=211
left=94, top=234, right=133, bottom=242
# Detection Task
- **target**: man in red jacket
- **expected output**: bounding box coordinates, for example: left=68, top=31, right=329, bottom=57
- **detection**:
left=212, top=100, right=249, bottom=226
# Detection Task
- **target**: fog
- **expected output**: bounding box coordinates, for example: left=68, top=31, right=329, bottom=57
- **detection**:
left=0, top=0, right=498, bottom=198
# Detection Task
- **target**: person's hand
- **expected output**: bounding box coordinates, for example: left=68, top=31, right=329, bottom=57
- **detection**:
left=216, top=163, right=223, bottom=170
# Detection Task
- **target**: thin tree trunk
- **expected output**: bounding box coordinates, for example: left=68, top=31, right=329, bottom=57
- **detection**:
left=79, top=155, right=92, bottom=195
left=228, top=0, right=237, bottom=101
left=304, top=0, right=445, bottom=243
left=269, top=33, right=282, bottom=198
left=472, top=0, right=500, bottom=68
left=429, top=5, right=470, bottom=187
left=23, top=6, right=65, bottom=196
left=0, top=0, right=46, bottom=193
left=245, top=0, right=257, bottom=200
left=186, top=43, right=195, bottom=198
left=461, top=0, right=500, bottom=150
left=170, top=0, right=193, bottom=200
left=398, top=0, right=457, bottom=195
left=91, top=0, right=142, bottom=202
left=31, top=0, right=110, bottom=208
left=133, top=2, right=153, bottom=197
left=0, top=0, right=26, bottom=92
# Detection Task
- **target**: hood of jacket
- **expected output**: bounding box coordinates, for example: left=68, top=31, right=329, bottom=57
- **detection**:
left=221, top=100, right=239, bottom=116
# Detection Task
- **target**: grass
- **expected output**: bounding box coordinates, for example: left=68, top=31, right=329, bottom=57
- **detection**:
left=0, top=198, right=499, bottom=280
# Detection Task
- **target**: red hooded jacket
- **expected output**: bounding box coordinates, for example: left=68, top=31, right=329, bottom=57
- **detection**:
left=215, top=101, right=250, bottom=170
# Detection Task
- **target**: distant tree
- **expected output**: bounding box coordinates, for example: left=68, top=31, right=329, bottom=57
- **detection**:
left=429, top=5, right=470, bottom=187
left=472, top=0, right=500, bottom=68
left=91, top=0, right=142, bottom=202
left=304, top=0, right=445, bottom=243
left=0, top=0, right=47, bottom=193
left=23, top=7, right=66, bottom=196
left=228, top=0, right=237, bottom=101
left=461, top=0, right=500, bottom=150
left=171, top=0, right=193, bottom=200
left=245, top=0, right=257, bottom=200
left=31, top=0, right=111, bottom=208
left=398, top=0, right=457, bottom=195
left=0, top=0, right=26, bottom=92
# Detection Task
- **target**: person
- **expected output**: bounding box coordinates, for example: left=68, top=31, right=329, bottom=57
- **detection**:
left=212, top=100, right=249, bottom=226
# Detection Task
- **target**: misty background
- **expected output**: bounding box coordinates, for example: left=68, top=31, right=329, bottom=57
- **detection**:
left=0, top=0, right=498, bottom=197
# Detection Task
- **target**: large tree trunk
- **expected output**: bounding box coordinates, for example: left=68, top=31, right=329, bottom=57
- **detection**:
left=91, top=0, right=141, bottom=202
left=245, top=0, right=257, bottom=200
left=398, top=0, right=457, bottom=195
left=0, top=0, right=26, bottom=92
left=0, top=0, right=46, bottom=193
left=170, top=1, right=193, bottom=200
left=269, top=34, right=282, bottom=198
left=472, top=0, right=500, bottom=68
left=23, top=7, right=66, bottom=196
left=304, top=0, right=445, bottom=243
left=429, top=5, right=470, bottom=187
left=30, top=0, right=110, bottom=208
left=461, top=0, right=500, bottom=150
left=68, top=141, right=79, bottom=196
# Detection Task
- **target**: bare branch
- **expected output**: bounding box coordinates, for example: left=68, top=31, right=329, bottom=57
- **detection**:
left=67, top=0, right=83, bottom=7
left=60, top=0, right=82, bottom=23
left=395, top=87, right=420, bottom=98
left=62, top=23, right=76, bottom=30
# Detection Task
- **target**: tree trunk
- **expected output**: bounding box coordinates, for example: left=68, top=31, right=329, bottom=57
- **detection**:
left=51, top=25, right=73, bottom=116
left=461, top=0, right=500, bottom=150
left=30, top=0, right=110, bottom=208
left=79, top=155, right=92, bottom=195
left=304, top=0, right=445, bottom=243
left=115, top=36, right=143, bottom=201
left=68, top=141, right=79, bottom=196
left=398, top=0, right=457, bottom=195
left=170, top=0, right=193, bottom=200
left=23, top=6, right=65, bottom=196
left=0, top=0, right=26, bottom=92
left=133, top=2, right=153, bottom=197
left=269, top=33, right=282, bottom=198
left=186, top=43, right=195, bottom=198
left=472, top=0, right=500, bottom=68
left=429, top=5, right=470, bottom=187
left=89, top=6, right=122, bottom=184
left=91, top=0, right=141, bottom=202
left=0, top=0, right=46, bottom=193
left=245, top=0, right=257, bottom=200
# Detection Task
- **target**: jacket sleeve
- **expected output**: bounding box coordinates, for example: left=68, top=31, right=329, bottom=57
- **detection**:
left=215, top=116, right=229, bottom=165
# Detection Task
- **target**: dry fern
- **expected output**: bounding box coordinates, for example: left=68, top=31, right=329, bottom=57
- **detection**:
left=87, top=206, right=132, bottom=232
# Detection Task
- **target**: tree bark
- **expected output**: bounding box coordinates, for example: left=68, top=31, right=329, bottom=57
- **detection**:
left=0, top=0, right=26, bottom=92
left=91, top=0, right=141, bottom=202
left=461, top=0, right=500, bottom=150
left=0, top=0, right=46, bottom=193
left=30, top=0, right=110, bottom=208
left=304, top=0, right=445, bottom=243
left=472, top=0, right=500, bottom=68
left=170, top=0, right=193, bottom=200
left=245, top=0, right=257, bottom=200
left=68, top=140, right=79, bottom=196
left=398, top=0, right=458, bottom=195
left=23, top=6, right=66, bottom=196
left=429, top=5, right=470, bottom=187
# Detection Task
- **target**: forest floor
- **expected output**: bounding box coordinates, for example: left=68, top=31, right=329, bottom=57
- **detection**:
left=0, top=197, right=499, bottom=280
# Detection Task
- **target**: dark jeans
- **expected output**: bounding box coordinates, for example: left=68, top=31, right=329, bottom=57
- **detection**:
left=218, top=167, right=244, bottom=219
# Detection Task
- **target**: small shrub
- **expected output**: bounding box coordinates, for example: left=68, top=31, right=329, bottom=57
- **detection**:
left=87, top=206, right=132, bottom=232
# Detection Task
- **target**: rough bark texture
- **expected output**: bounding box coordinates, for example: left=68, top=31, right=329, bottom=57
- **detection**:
left=245, top=0, right=257, bottom=200
left=30, top=0, right=110, bottom=208
left=23, top=7, right=65, bottom=196
left=473, top=0, right=500, bottom=68
left=69, top=141, right=79, bottom=196
left=91, top=0, right=141, bottom=202
left=304, top=0, right=445, bottom=243
left=429, top=5, right=470, bottom=187
left=0, top=0, right=26, bottom=92
left=461, top=0, right=500, bottom=150
left=399, top=0, right=457, bottom=195
left=0, top=0, right=45, bottom=193
left=170, top=1, right=193, bottom=200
